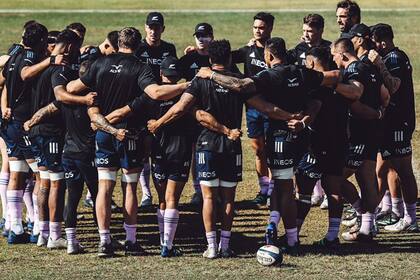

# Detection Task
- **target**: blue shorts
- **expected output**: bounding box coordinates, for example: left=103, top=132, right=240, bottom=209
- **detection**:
left=3, top=120, right=34, bottom=160
left=62, top=155, right=98, bottom=187
left=296, top=152, right=322, bottom=180
left=30, top=135, right=64, bottom=172
left=196, top=150, right=242, bottom=183
left=95, top=130, right=143, bottom=170
left=151, top=158, right=191, bottom=183
left=246, top=108, right=269, bottom=138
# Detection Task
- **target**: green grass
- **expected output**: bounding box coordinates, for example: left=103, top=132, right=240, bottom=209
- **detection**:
left=0, top=3, right=420, bottom=280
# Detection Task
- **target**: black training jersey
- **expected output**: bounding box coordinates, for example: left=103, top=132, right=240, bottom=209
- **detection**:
left=383, top=48, right=415, bottom=131
left=232, top=44, right=267, bottom=77
left=135, top=39, right=177, bottom=81
left=287, top=39, right=332, bottom=66
left=29, top=65, right=68, bottom=137
left=80, top=52, right=156, bottom=128
left=187, top=71, right=255, bottom=153
left=129, top=92, right=195, bottom=160
left=344, top=60, right=382, bottom=142
left=7, top=43, right=24, bottom=56
left=55, top=68, right=95, bottom=160
left=2, top=48, right=40, bottom=121
left=252, top=64, right=324, bottom=131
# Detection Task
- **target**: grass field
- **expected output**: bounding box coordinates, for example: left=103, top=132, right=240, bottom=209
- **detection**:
left=0, top=1, right=419, bottom=280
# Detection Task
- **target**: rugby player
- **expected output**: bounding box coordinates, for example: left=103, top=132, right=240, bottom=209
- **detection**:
left=336, top=0, right=361, bottom=33
left=1, top=22, right=66, bottom=244
left=231, top=12, right=274, bottom=207
left=66, top=27, right=189, bottom=257
left=80, top=31, right=119, bottom=63
left=135, top=12, right=177, bottom=208
left=370, top=24, right=418, bottom=232
left=196, top=38, right=340, bottom=254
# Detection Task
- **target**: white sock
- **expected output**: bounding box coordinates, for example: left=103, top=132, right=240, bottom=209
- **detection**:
left=124, top=223, right=137, bottom=243
left=99, top=229, right=111, bottom=245
left=359, top=212, right=374, bottom=235
left=65, top=227, right=77, bottom=245
left=392, top=197, right=404, bottom=217
left=404, top=202, right=417, bottom=224
left=32, top=193, right=39, bottom=235
left=140, top=163, right=151, bottom=199
left=205, top=231, right=217, bottom=250
left=49, top=221, right=62, bottom=241
left=381, top=190, right=392, bottom=213
left=269, top=211, right=281, bottom=227
left=285, top=227, right=298, bottom=246
left=219, top=230, right=231, bottom=250
left=157, top=209, right=165, bottom=246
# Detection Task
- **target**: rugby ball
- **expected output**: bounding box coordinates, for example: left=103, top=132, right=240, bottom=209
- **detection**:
left=256, top=245, right=283, bottom=266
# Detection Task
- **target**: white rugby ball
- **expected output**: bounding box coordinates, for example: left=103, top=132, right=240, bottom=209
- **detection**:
left=256, top=245, right=283, bottom=266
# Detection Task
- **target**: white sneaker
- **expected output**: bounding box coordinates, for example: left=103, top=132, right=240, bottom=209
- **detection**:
left=384, top=218, right=419, bottom=233
left=311, top=195, right=323, bottom=206
left=67, top=241, right=85, bottom=255
left=320, top=195, right=328, bottom=209
left=37, top=235, right=48, bottom=247
left=202, top=246, right=218, bottom=259
left=47, top=237, right=67, bottom=249
left=342, top=217, right=358, bottom=227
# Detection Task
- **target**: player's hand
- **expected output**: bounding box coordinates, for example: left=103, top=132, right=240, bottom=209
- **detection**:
left=247, top=38, right=256, bottom=47
left=114, top=128, right=127, bottom=141
left=90, top=122, right=98, bottom=131
left=287, top=119, right=305, bottom=133
left=84, top=92, right=97, bottom=106
left=53, top=54, right=67, bottom=65
left=368, top=49, right=382, bottom=66
left=290, top=112, right=304, bottom=120
left=2, top=108, right=11, bottom=120
left=23, top=120, right=31, bottom=131
left=147, top=119, right=159, bottom=134
left=184, top=45, right=196, bottom=55
left=80, top=45, right=95, bottom=53
left=196, top=67, right=212, bottom=79
left=227, top=128, right=242, bottom=141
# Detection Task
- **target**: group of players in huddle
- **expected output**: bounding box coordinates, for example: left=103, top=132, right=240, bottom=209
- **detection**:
left=0, top=0, right=417, bottom=259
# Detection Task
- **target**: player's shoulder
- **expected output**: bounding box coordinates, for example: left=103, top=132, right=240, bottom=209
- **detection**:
left=161, top=40, right=176, bottom=50
left=384, top=48, right=407, bottom=65
left=320, top=39, right=332, bottom=48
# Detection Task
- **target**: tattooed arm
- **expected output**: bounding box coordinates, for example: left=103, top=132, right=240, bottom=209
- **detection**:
left=87, top=106, right=127, bottom=141
left=368, top=50, right=401, bottom=95
left=193, top=108, right=242, bottom=140
left=196, top=67, right=256, bottom=94
left=24, top=103, right=59, bottom=131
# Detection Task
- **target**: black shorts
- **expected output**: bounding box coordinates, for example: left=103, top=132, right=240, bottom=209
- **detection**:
left=266, top=129, right=298, bottom=179
left=3, top=120, right=34, bottom=160
left=31, top=135, right=64, bottom=172
left=345, top=142, right=378, bottom=169
left=312, top=134, right=347, bottom=177
left=62, top=155, right=98, bottom=186
left=296, top=152, right=322, bottom=179
left=380, top=124, right=413, bottom=160
left=196, top=150, right=242, bottom=184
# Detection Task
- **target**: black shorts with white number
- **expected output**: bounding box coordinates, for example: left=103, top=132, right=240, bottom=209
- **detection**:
left=380, top=124, right=413, bottom=160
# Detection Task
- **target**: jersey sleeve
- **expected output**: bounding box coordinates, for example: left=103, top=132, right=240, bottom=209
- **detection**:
left=384, top=52, right=405, bottom=78
left=128, top=94, right=148, bottom=114
left=51, top=68, right=77, bottom=88
left=80, top=59, right=99, bottom=89
left=185, top=77, right=201, bottom=100
left=231, top=46, right=247, bottom=64
left=251, top=69, right=272, bottom=95
left=17, top=50, right=36, bottom=75
left=137, top=65, right=157, bottom=91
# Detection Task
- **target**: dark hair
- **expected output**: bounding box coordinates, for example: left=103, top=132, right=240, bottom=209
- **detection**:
left=56, top=29, right=81, bottom=46
left=303, top=14, right=325, bottom=30
left=333, top=37, right=355, bottom=53
left=371, top=23, right=394, bottom=41
left=254, top=12, right=275, bottom=27
left=208, top=39, right=231, bottom=65
left=118, top=27, right=142, bottom=50
left=66, top=22, right=86, bottom=37
left=23, top=20, right=37, bottom=29
left=79, top=60, right=91, bottom=77
left=336, top=0, right=361, bottom=22
left=306, top=47, right=331, bottom=68
left=22, top=22, right=48, bottom=49
left=107, top=31, right=119, bottom=51
left=265, top=37, right=287, bottom=59
left=47, top=30, right=60, bottom=44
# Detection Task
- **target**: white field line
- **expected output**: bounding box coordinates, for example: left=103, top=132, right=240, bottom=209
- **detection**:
left=0, top=8, right=419, bottom=13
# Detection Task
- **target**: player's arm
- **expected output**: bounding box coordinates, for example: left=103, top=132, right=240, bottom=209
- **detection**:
left=368, top=50, right=401, bottom=94
left=192, top=107, right=241, bottom=141
left=1, top=84, right=10, bottom=120
left=20, top=55, right=64, bottom=81
left=23, top=102, right=59, bottom=131
left=380, top=84, right=390, bottom=108
left=143, top=82, right=190, bottom=101
left=335, top=79, right=363, bottom=101
left=246, top=95, right=296, bottom=121
left=54, top=85, right=97, bottom=105
left=105, top=105, right=132, bottom=124
left=350, top=101, right=383, bottom=120
left=288, top=98, right=322, bottom=133
left=148, top=92, right=196, bottom=134
left=66, top=78, right=90, bottom=95
left=87, top=106, right=127, bottom=141
left=196, top=67, right=256, bottom=94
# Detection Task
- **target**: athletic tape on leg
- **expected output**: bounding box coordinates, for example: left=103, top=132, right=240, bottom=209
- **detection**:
left=98, top=170, right=117, bottom=181
left=28, top=161, right=39, bottom=173
left=200, top=178, right=220, bottom=187
left=220, top=180, right=237, bottom=188
left=271, top=167, right=294, bottom=180
left=121, top=173, right=139, bottom=183
left=39, top=170, right=50, bottom=180
left=9, top=160, right=30, bottom=173
left=49, top=172, right=64, bottom=181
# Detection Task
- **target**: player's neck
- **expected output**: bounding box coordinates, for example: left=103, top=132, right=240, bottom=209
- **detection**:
left=343, top=55, right=359, bottom=68
left=356, top=48, right=368, bottom=58
left=118, top=47, right=133, bottom=54
left=307, top=38, right=322, bottom=48
left=197, top=48, right=209, bottom=56
left=255, top=39, right=267, bottom=48
left=146, top=37, right=161, bottom=47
